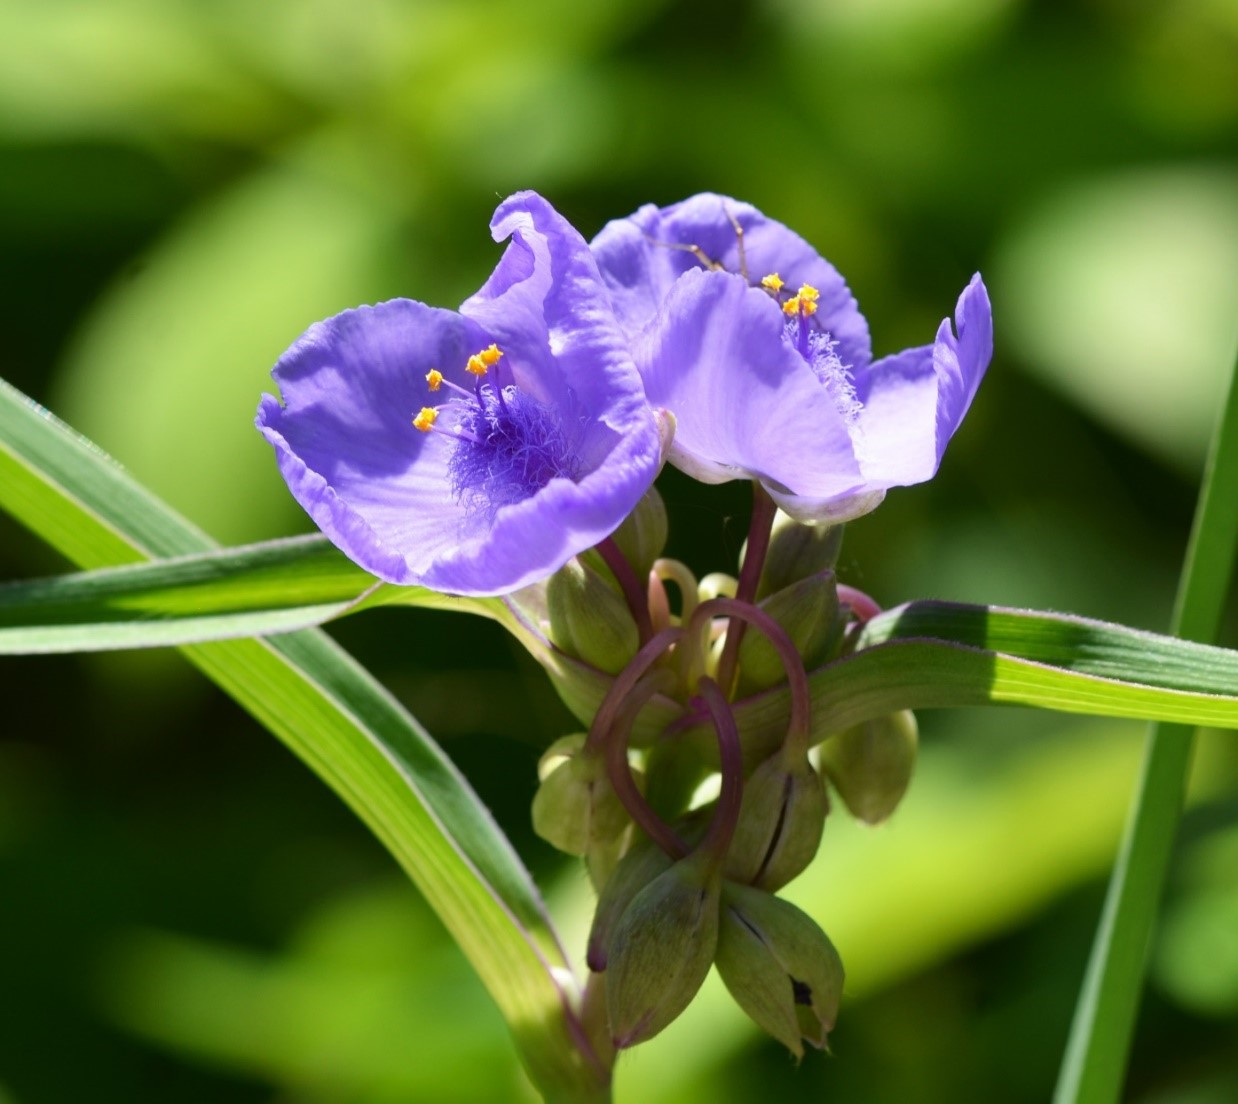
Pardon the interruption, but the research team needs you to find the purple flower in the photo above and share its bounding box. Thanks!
[591,193,993,523]
[258,192,660,596]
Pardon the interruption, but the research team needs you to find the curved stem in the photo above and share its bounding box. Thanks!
[688,596,811,747]
[595,537,654,646]
[584,627,682,757]
[647,571,671,633]
[602,670,690,861]
[694,677,744,866]
[715,483,778,695]
[837,583,882,624]
[653,557,701,622]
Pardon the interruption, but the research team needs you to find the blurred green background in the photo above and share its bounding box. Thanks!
[1,0,1236,1100]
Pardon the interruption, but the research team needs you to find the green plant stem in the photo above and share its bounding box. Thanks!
[1054,343,1238,1104]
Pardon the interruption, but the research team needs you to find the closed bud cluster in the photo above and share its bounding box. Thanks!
[726,743,828,891]
[608,485,669,581]
[734,571,841,695]
[603,851,722,1048]
[546,557,640,675]
[531,735,635,887]
[819,709,919,824]
[588,809,709,971]
[755,510,844,600]
[715,881,844,1059]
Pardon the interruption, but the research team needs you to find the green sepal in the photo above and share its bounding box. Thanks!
[531,735,636,888]
[755,511,844,600]
[818,709,918,824]
[735,571,841,695]
[608,485,669,582]
[715,881,845,1059]
[604,850,722,1049]
[726,742,828,891]
[546,557,639,675]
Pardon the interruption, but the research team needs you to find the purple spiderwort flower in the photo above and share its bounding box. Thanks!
[591,193,993,523]
[257,192,661,597]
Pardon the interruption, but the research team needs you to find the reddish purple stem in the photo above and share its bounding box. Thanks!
[837,583,882,624]
[714,483,778,695]
[689,596,811,743]
[694,677,744,864]
[595,537,655,645]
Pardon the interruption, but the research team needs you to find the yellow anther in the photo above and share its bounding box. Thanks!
[413,407,439,432]
[480,343,503,367]
[465,354,488,377]
[761,273,784,292]
[782,286,819,318]
[425,369,443,392]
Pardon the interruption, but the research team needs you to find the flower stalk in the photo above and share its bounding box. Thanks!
[715,483,778,696]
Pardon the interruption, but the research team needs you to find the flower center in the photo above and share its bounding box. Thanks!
[764,276,861,426]
[413,345,580,519]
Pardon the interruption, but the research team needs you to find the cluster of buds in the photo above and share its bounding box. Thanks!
[533,486,919,1058]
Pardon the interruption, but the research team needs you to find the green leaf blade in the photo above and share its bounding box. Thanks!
[0,376,606,1101]
[0,534,500,653]
[1054,346,1238,1104]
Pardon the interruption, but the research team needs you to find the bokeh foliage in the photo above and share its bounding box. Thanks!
[1,0,1235,1100]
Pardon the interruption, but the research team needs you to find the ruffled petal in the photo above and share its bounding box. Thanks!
[851,343,940,487]
[462,191,659,470]
[852,274,992,489]
[933,273,992,451]
[257,299,491,584]
[592,193,872,372]
[636,268,865,499]
[260,194,661,597]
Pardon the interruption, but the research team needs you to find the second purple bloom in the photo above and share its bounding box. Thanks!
[591,194,993,523]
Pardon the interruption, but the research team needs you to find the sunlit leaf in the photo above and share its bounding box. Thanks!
[0,377,606,1101]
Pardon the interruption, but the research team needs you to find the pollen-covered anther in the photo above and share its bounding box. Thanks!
[782,285,819,318]
[465,353,488,377]
[761,273,784,292]
[480,343,504,367]
[412,406,439,432]
[425,369,443,392]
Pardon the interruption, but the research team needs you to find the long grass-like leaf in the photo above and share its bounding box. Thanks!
[0,378,608,1101]
[0,534,501,652]
[1052,349,1238,1104]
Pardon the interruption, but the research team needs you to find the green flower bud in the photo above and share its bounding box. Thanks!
[587,810,710,971]
[735,572,841,695]
[755,510,844,600]
[605,851,722,1048]
[726,743,827,891]
[819,709,919,824]
[715,881,844,1058]
[547,557,640,675]
[532,735,635,887]
[609,485,668,581]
